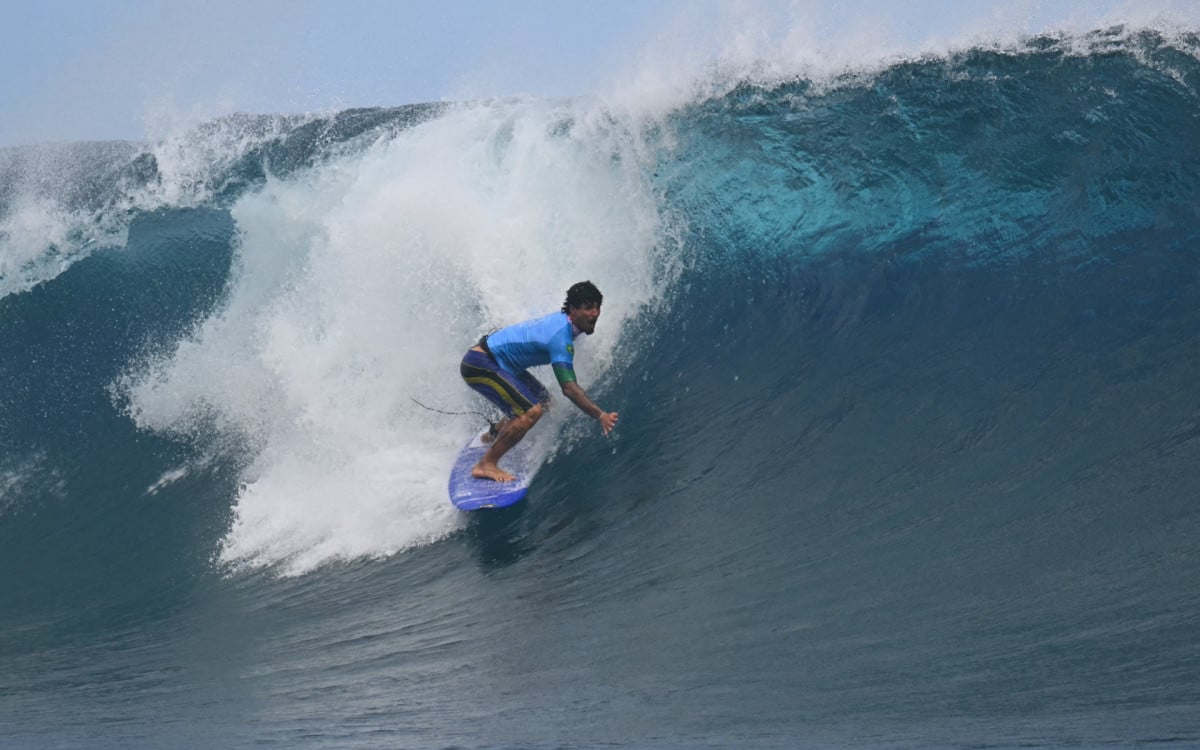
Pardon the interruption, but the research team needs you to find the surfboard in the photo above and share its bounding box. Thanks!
[448,430,535,510]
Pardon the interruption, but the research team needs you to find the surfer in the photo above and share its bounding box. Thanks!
[460,280,619,482]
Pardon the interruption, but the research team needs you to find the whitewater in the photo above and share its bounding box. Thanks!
[2,16,1199,750]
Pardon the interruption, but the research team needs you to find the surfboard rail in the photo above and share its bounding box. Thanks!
[448,432,534,510]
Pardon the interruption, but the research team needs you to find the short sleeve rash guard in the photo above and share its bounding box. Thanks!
[485,311,577,385]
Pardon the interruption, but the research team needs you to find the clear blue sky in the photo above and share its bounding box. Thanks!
[2,0,1195,147]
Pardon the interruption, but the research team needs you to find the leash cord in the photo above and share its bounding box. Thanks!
[410,397,491,421]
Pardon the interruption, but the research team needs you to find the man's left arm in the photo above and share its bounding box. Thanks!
[560,381,619,435]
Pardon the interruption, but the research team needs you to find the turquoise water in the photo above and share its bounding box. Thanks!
[1,29,1198,749]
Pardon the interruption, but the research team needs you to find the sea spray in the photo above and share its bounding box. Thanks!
[123,97,680,574]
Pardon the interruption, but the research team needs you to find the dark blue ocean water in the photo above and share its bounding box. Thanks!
[2,30,1199,749]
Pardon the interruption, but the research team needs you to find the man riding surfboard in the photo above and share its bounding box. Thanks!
[459,281,618,482]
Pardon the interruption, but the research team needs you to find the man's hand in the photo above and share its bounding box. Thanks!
[598,411,619,436]
[562,382,618,436]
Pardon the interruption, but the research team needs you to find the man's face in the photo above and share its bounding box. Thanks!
[568,302,601,335]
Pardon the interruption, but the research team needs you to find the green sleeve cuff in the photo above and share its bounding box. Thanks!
[552,363,577,385]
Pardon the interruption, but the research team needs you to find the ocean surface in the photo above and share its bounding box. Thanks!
[2,27,1199,749]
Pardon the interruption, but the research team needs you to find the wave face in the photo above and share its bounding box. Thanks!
[2,30,1199,749]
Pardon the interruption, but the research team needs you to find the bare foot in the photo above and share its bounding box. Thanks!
[472,461,515,482]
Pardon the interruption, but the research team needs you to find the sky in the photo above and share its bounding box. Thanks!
[2,0,1197,147]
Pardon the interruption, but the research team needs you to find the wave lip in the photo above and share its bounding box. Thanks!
[0,107,441,300]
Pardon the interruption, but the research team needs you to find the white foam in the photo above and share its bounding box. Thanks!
[136,113,315,208]
[144,466,190,496]
[122,96,679,575]
[0,141,141,297]
[0,113,318,300]
[598,0,1200,120]
[0,197,90,297]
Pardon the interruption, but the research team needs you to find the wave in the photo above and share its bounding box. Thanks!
[1,21,1199,748]
[0,28,1194,577]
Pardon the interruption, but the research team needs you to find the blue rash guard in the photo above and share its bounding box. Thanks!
[485,311,578,385]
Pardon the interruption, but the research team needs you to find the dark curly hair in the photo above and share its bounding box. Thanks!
[561,281,603,313]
